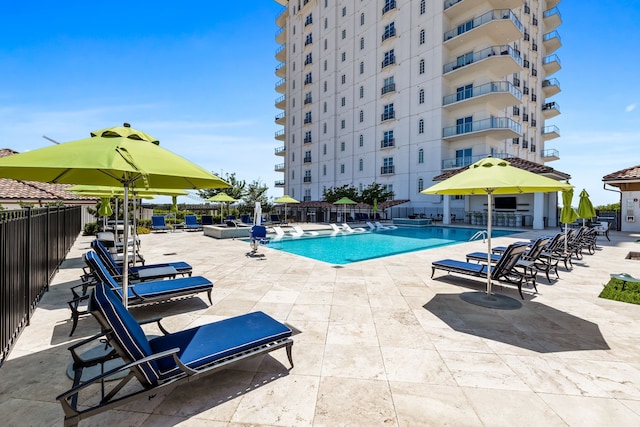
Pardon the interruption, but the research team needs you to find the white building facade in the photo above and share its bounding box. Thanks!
[274,0,563,227]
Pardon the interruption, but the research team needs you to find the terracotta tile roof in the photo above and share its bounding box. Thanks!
[602,165,640,181]
[432,156,571,181]
[291,199,410,209]
[0,148,96,202]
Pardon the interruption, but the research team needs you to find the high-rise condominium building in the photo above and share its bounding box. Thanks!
[273,0,564,227]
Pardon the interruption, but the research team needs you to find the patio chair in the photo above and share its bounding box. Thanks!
[330,223,345,234]
[96,231,145,265]
[291,225,319,237]
[270,214,283,225]
[57,281,293,427]
[201,215,214,226]
[431,243,531,299]
[375,221,398,230]
[240,214,252,224]
[183,215,202,231]
[249,225,269,254]
[272,226,287,240]
[151,215,172,233]
[341,223,366,233]
[593,221,610,241]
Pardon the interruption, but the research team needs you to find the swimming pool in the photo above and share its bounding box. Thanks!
[265,226,517,265]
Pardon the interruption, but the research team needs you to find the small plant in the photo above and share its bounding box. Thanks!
[599,278,640,305]
[83,222,99,236]
[136,225,151,235]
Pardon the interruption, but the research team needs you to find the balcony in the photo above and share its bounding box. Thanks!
[380,138,395,149]
[541,148,560,162]
[304,96,312,105]
[275,128,285,141]
[543,7,562,31]
[382,0,396,15]
[542,78,561,97]
[381,27,396,42]
[542,125,560,140]
[443,45,522,81]
[381,56,396,69]
[275,146,286,156]
[304,136,312,144]
[442,117,521,141]
[381,83,396,95]
[275,95,286,110]
[275,62,286,78]
[443,81,521,111]
[381,111,396,122]
[542,101,561,118]
[275,26,286,44]
[275,78,286,94]
[444,9,523,46]
[274,180,285,187]
[441,152,509,170]
[380,165,395,175]
[274,163,285,172]
[444,0,524,19]
[543,31,562,54]
[303,176,312,183]
[275,112,286,125]
[275,45,286,62]
[546,0,560,9]
[303,156,312,163]
[275,6,287,27]
[543,54,561,75]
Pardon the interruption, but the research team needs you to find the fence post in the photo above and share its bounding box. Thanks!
[25,207,32,326]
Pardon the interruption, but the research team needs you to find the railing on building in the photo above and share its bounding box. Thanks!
[1,206,81,366]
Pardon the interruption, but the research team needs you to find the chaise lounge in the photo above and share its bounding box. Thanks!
[431,243,531,299]
[57,281,293,427]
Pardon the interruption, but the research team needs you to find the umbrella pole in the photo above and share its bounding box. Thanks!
[486,192,493,299]
[122,186,130,309]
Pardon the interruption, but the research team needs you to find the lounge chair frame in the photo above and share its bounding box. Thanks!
[57,283,293,427]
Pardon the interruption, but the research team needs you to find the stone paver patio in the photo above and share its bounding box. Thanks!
[1,224,640,426]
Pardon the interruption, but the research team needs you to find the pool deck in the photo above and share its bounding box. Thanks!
[2,225,640,426]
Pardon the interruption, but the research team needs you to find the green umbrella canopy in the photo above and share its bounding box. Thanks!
[274,195,300,204]
[70,185,188,197]
[421,157,572,303]
[577,189,597,220]
[207,193,238,203]
[98,197,113,217]
[333,197,358,205]
[560,188,579,224]
[91,123,159,145]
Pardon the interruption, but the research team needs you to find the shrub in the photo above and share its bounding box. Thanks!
[83,222,99,236]
[599,278,640,305]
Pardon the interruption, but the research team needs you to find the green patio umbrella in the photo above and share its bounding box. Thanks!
[274,194,300,223]
[421,157,572,306]
[0,133,230,308]
[333,196,358,222]
[577,189,597,226]
[91,123,159,144]
[98,197,113,231]
[207,192,238,222]
[560,188,579,254]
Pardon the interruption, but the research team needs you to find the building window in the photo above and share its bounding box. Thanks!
[292,152,295,162]
[382,76,395,95]
[324,17,328,29]
[456,116,473,134]
[304,53,312,65]
[418,148,424,164]
[418,178,424,192]
[381,157,394,174]
[382,49,395,68]
[419,29,425,45]
[342,6,346,17]
[304,131,312,144]
[323,101,327,113]
[323,144,327,155]
[304,189,311,201]
[304,111,312,124]
[291,170,295,180]
[382,22,396,42]
[382,130,394,148]
[304,72,312,85]
[323,81,328,92]
[341,96,346,107]
[359,61,364,74]
[359,158,363,171]
[304,170,311,182]
[340,141,345,151]
[341,51,346,62]
[419,59,425,74]
[340,164,345,174]
[418,118,424,134]
[360,13,364,25]
[383,0,396,15]
[291,134,295,144]
[359,110,364,122]
[341,119,346,129]
[360,37,365,50]
[381,103,395,121]
[323,164,327,175]
[323,122,327,133]
[420,0,426,14]
[305,13,313,26]
[419,88,425,104]
[324,59,327,71]
[342,29,346,39]
[304,92,312,105]
[359,134,364,146]
[341,74,346,84]
[456,148,473,167]
[324,39,327,50]
[305,33,313,46]
[359,86,364,98]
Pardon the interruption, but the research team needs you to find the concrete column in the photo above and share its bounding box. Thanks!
[533,192,545,229]
[443,195,451,225]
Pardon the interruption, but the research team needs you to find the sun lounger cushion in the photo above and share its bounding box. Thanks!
[431,259,490,275]
[92,240,192,277]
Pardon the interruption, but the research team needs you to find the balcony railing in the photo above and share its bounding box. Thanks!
[274,129,285,139]
[275,146,286,155]
[275,112,285,122]
[443,9,523,42]
[381,83,396,95]
[275,78,285,89]
[542,125,560,138]
[304,96,312,105]
[442,117,521,138]
[542,148,560,160]
[382,0,396,15]
[444,0,462,10]
[274,180,285,187]
[304,117,312,124]
[542,101,560,113]
[303,156,312,163]
[303,176,312,183]
[381,111,396,121]
[443,45,522,74]
[381,165,395,175]
[442,152,509,169]
[442,81,521,106]
[304,136,312,144]
[381,56,396,69]
[274,163,285,171]
[380,138,395,148]
[381,27,396,42]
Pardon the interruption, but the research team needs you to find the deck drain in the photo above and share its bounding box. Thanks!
[163,252,177,256]
[626,252,640,260]
[332,265,344,269]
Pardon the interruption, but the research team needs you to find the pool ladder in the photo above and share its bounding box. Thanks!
[469,230,488,243]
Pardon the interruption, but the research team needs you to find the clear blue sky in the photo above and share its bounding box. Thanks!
[0,1,638,206]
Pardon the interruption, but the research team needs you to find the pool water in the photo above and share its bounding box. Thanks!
[266,226,517,265]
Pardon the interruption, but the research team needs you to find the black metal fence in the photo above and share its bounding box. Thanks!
[0,206,81,366]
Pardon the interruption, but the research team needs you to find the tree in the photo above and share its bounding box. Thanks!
[243,180,272,212]
[322,184,359,203]
[197,172,245,201]
[360,182,394,206]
